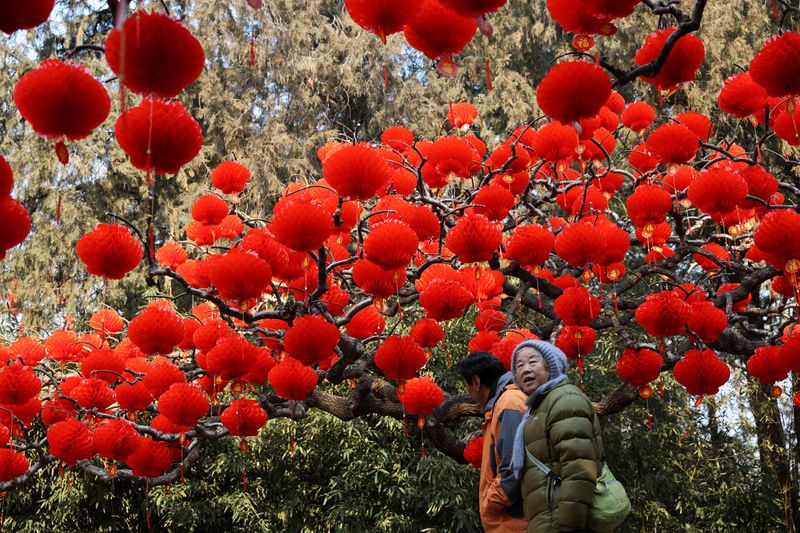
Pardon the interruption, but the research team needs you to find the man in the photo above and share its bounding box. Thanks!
[459,351,529,532]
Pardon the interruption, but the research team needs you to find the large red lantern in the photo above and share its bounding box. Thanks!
[47,419,95,466]
[747,346,789,395]
[749,32,800,98]
[553,286,601,326]
[211,161,251,195]
[125,438,174,478]
[673,349,730,398]
[505,224,554,267]
[687,168,748,215]
[323,143,390,201]
[14,59,110,162]
[621,102,656,133]
[0,448,29,482]
[128,307,185,355]
[271,198,334,252]
[537,61,611,124]
[687,301,728,344]
[268,357,318,400]
[410,318,445,348]
[626,184,672,228]
[363,220,419,270]
[115,98,203,175]
[76,223,143,280]
[88,309,124,339]
[445,213,502,263]
[0,0,54,34]
[555,326,597,360]
[221,398,268,439]
[635,291,690,337]
[206,249,272,307]
[404,1,477,76]
[645,123,699,165]
[92,420,142,461]
[105,10,205,98]
[345,0,423,44]
[205,335,262,382]
[70,378,116,410]
[373,336,427,381]
[419,280,473,321]
[718,72,768,119]
[615,348,663,397]
[157,383,210,431]
[345,305,386,340]
[283,315,341,365]
[352,258,407,299]
[0,364,41,405]
[633,26,705,91]
[399,376,444,427]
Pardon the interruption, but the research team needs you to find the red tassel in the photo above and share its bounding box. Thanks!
[771,0,780,18]
[249,35,255,67]
[55,141,69,165]
[646,415,653,431]
[56,193,62,226]
[484,59,493,91]
[692,395,703,408]
[242,470,247,490]
[679,428,692,441]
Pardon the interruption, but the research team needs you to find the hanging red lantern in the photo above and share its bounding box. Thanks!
[283,315,341,366]
[404,1,477,76]
[191,195,229,226]
[267,357,318,400]
[14,59,110,162]
[80,349,126,384]
[115,380,154,413]
[687,301,728,344]
[344,0,423,44]
[399,376,444,428]
[463,435,483,468]
[115,98,203,175]
[0,364,41,405]
[628,142,658,173]
[674,349,730,398]
[537,61,611,124]
[193,319,233,352]
[419,280,473,321]
[739,165,778,210]
[128,307,185,355]
[89,309,124,339]
[747,346,789,395]
[351,258,407,299]
[421,136,480,188]
[0,199,29,260]
[533,122,578,163]
[0,448,29,483]
[676,111,713,142]
[445,213,502,263]
[717,72,769,119]
[546,0,614,44]
[76,223,142,280]
[470,185,515,222]
[211,161,251,195]
[615,348,662,397]
[593,220,630,266]
[620,102,656,134]
[363,220,419,270]
[69,378,116,410]
[374,336,427,381]
[271,197,334,252]
[687,168,748,215]
[157,383,209,431]
[556,326,597,359]
[321,285,350,317]
[47,419,95,466]
[221,398,268,440]
[92,419,142,462]
[486,143,531,173]
[0,0,54,34]
[645,123,699,165]
[205,335,262,382]
[635,291,690,337]
[468,330,501,353]
[553,286,601,326]
[626,184,672,228]
[410,318,445,348]
[754,209,800,270]
[205,248,272,306]
[45,330,84,364]
[125,438,175,478]
[105,10,204,98]
[323,143,390,201]
[345,305,386,340]
[241,229,290,277]
[447,102,479,129]
[773,107,800,146]
[633,26,705,91]
[475,310,505,332]
[505,224,554,267]
[155,241,189,270]
[244,350,277,386]
[749,31,800,98]
[381,126,415,154]
[553,222,596,268]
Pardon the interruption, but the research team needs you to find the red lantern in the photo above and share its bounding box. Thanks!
[364,220,419,270]
[271,198,334,252]
[471,185,515,222]
[635,291,690,337]
[749,31,800,98]
[115,98,203,175]
[352,258,407,299]
[0,197,30,259]
[419,280,474,321]
[374,336,427,381]
[211,161,251,195]
[88,309,124,339]
[80,349,126,384]
[446,213,502,263]
[556,326,597,359]
[0,0,54,34]
[645,123,699,165]
[125,438,174,478]
[676,111,713,142]
[410,318,445,348]
[620,102,656,133]
[422,136,480,188]
[615,348,663,397]
[158,383,209,430]
[105,10,204,98]
[506,224,554,267]
[537,61,611,124]
[717,72,769,119]
[673,349,730,397]
[345,0,423,44]
[0,364,41,405]
[447,102,479,129]
[404,1,477,76]
[45,330,84,364]
[76,223,142,280]
[553,286,600,326]
[754,209,800,269]
[628,142,658,173]
[323,143,390,201]
[626,184,672,228]
[693,243,729,271]
[283,315,341,366]
[687,301,728,344]
[10,337,46,367]
[687,168,748,215]
[475,310,505,332]
[14,59,110,161]
[93,420,142,461]
[221,398,268,437]
[156,241,189,271]
[773,107,800,146]
[633,26,705,91]
[345,305,386,340]
[47,419,95,466]
[381,126,415,154]
[0,448,29,482]
[128,307,184,355]
[205,335,262,382]
[115,381,154,413]
[533,122,578,163]
[191,195,229,226]
[206,249,272,306]
[468,330,501,353]
[463,435,483,468]
[268,357,318,400]
[400,376,444,427]
[747,346,789,388]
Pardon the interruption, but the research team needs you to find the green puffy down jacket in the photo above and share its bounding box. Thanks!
[520,382,604,532]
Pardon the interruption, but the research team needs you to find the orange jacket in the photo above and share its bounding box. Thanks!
[479,373,529,532]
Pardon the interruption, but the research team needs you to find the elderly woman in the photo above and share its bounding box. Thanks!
[509,340,604,533]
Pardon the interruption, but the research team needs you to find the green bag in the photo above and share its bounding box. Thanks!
[525,449,631,532]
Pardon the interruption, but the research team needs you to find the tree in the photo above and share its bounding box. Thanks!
[1,0,799,531]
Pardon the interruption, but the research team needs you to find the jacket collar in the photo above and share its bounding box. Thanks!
[484,371,515,413]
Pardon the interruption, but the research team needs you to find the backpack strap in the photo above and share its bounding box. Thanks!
[524,446,561,483]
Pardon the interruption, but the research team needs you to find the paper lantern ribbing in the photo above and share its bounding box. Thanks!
[157,383,210,430]
[537,61,611,124]
[374,336,427,381]
[76,223,143,280]
[268,357,318,400]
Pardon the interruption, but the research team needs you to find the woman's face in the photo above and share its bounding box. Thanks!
[515,347,550,395]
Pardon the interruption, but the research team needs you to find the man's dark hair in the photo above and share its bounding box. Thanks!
[457,351,506,388]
